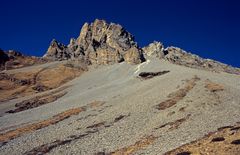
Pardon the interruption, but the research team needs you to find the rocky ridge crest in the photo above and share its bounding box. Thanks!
[43,19,239,74]
[142,42,240,74]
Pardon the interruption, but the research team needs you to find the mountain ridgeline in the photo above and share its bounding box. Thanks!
[1,19,239,74]
[1,19,240,155]
[43,19,240,75]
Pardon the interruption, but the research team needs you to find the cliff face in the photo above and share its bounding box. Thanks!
[44,19,144,64]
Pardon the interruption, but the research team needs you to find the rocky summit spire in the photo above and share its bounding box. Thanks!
[43,19,145,64]
[43,39,71,61]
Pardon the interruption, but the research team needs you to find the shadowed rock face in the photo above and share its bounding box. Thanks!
[44,19,144,64]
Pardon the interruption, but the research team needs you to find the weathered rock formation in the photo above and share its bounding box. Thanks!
[44,19,144,64]
[43,19,239,74]
[142,42,240,74]
[43,39,71,61]
[164,47,240,74]
[142,41,165,58]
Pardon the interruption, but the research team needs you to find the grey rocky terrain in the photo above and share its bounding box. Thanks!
[0,19,240,155]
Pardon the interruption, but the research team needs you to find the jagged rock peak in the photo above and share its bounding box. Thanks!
[77,19,136,48]
[44,19,144,64]
[43,39,71,61]
[75,19,143,64]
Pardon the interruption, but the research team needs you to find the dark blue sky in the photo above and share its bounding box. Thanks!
[1,0,240,67]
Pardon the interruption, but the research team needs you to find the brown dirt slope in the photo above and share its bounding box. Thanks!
[0,61,87,102]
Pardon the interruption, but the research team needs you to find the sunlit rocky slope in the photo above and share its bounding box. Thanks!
[0,19,240,155]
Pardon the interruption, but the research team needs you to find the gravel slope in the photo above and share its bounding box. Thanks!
[0,58,240,155]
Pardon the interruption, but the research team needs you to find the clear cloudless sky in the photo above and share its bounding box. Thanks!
[0,0,240,67]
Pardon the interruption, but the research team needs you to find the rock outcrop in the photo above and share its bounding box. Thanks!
[141,45,239,74]
[142,42,240,74]
[44,19,144,64]
[142,41,165,58]
[7,50,23,58]
[164,47,240,74]
[43,19,239,74]
[43,39,71,61]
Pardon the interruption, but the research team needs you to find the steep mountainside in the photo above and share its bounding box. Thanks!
[0,19,240,155]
